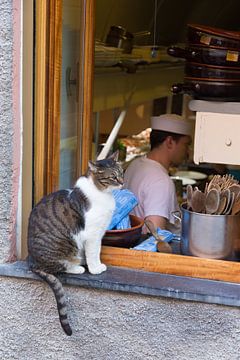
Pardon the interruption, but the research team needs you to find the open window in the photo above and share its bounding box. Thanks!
[30,0,240,286]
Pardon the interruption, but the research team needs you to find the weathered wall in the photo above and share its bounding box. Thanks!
[0,0,17,262]
[0,276,240,360]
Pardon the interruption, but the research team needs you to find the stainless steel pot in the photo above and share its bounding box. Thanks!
[172,203,240,259]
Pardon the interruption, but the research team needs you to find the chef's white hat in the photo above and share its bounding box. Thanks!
[151,113,194,136]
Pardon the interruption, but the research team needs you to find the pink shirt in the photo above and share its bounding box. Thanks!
[124,156,180,233]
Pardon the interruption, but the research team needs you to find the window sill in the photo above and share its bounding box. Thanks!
[0,259,240,307]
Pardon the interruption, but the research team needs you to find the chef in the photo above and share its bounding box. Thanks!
[124,113,194,234]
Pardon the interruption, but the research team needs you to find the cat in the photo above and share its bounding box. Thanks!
[27,151,123,336]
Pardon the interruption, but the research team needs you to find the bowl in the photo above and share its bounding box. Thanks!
[102,214,144,248]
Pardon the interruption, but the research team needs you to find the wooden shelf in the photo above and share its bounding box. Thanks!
[101,246,240,284]
[93,63,184,112]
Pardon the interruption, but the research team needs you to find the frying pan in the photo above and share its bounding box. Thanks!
[187,24,240,50]
[167,45,240,67]
[171,79,240,101]
[185,62,240,80]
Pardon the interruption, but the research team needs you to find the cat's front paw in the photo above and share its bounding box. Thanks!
[66,264,85,274]
[88,263,107,275]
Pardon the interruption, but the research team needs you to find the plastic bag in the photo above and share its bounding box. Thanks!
[107,189,138,230]
[133,228,174,252]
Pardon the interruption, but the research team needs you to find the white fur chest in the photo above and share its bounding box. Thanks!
[73,177,115,246]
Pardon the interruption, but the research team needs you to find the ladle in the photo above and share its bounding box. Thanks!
[144,219,172,253]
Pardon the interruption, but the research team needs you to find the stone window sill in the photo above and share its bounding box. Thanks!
[0,261,240,307]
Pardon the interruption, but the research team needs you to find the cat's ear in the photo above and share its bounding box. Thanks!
[88,160,98,173]
[108,150,119,162]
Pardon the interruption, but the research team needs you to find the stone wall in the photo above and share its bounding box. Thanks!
[0,276,240,360]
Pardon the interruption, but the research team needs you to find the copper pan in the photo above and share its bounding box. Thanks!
[187,23,240,50]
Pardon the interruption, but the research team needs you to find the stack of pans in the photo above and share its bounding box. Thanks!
[167,24,240,101]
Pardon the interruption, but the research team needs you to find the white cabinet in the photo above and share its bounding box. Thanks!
[189,101,240,165]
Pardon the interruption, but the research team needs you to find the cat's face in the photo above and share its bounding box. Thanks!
[88,152,124,191]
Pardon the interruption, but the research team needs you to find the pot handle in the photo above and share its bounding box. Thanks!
[171,210,182,223]
[171,83,195,95]
[167,46,199,60]
[167,46,187,58]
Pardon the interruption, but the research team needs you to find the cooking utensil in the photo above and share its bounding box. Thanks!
[187,23,240,50]
[167,46,240,68]
[205,188,220,214]
[224,192,235,215]
[171,176,196,186]
[220,188,231,215]
[215,193,227,215]
[186,184,193,210]
[207,183,221,192]
[171,80,240,101]
[174,170,207,180]
[105,25,133,54]
[102,215,144,248]
[231,196,240,215]
[228,183,240,197]
[172,203,240,259]
[185,62,240,81]
[144,219,172,253]
[191,188,206,213]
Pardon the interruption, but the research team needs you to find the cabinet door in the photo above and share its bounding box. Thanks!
[194,112,240,165]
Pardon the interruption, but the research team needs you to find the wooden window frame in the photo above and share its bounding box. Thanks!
[34,0,94,202]
[33,0,240,285]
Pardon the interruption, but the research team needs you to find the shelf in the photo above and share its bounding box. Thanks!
[93,62,184,112]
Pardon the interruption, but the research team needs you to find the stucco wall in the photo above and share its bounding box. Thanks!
[0,276,240,360]
[0,0,18,262]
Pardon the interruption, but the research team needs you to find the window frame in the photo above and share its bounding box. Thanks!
[30,0,240,285]
[34,0,94,203]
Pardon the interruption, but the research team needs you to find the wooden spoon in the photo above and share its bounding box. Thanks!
[191,189,206,213]
[224,192,235,215]
[205,188,220,214]
[231,197,240,215]
[221,188,231,215]
[186,184,193,210]
[215,193,227,215]
[144,219,172,254]
[228,184,240,198]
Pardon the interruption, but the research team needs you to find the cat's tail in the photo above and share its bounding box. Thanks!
[32,268,73,336]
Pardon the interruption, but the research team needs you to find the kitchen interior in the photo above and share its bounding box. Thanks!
[64,0,240,270]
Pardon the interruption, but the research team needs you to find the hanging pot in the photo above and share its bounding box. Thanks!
[185,62,240,80]
[171,79,240,101]
[105,25,134,54]
[187,23,240,50]
[167,45,240,67]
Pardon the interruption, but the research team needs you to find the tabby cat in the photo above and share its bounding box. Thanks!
[28,152,123,336]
